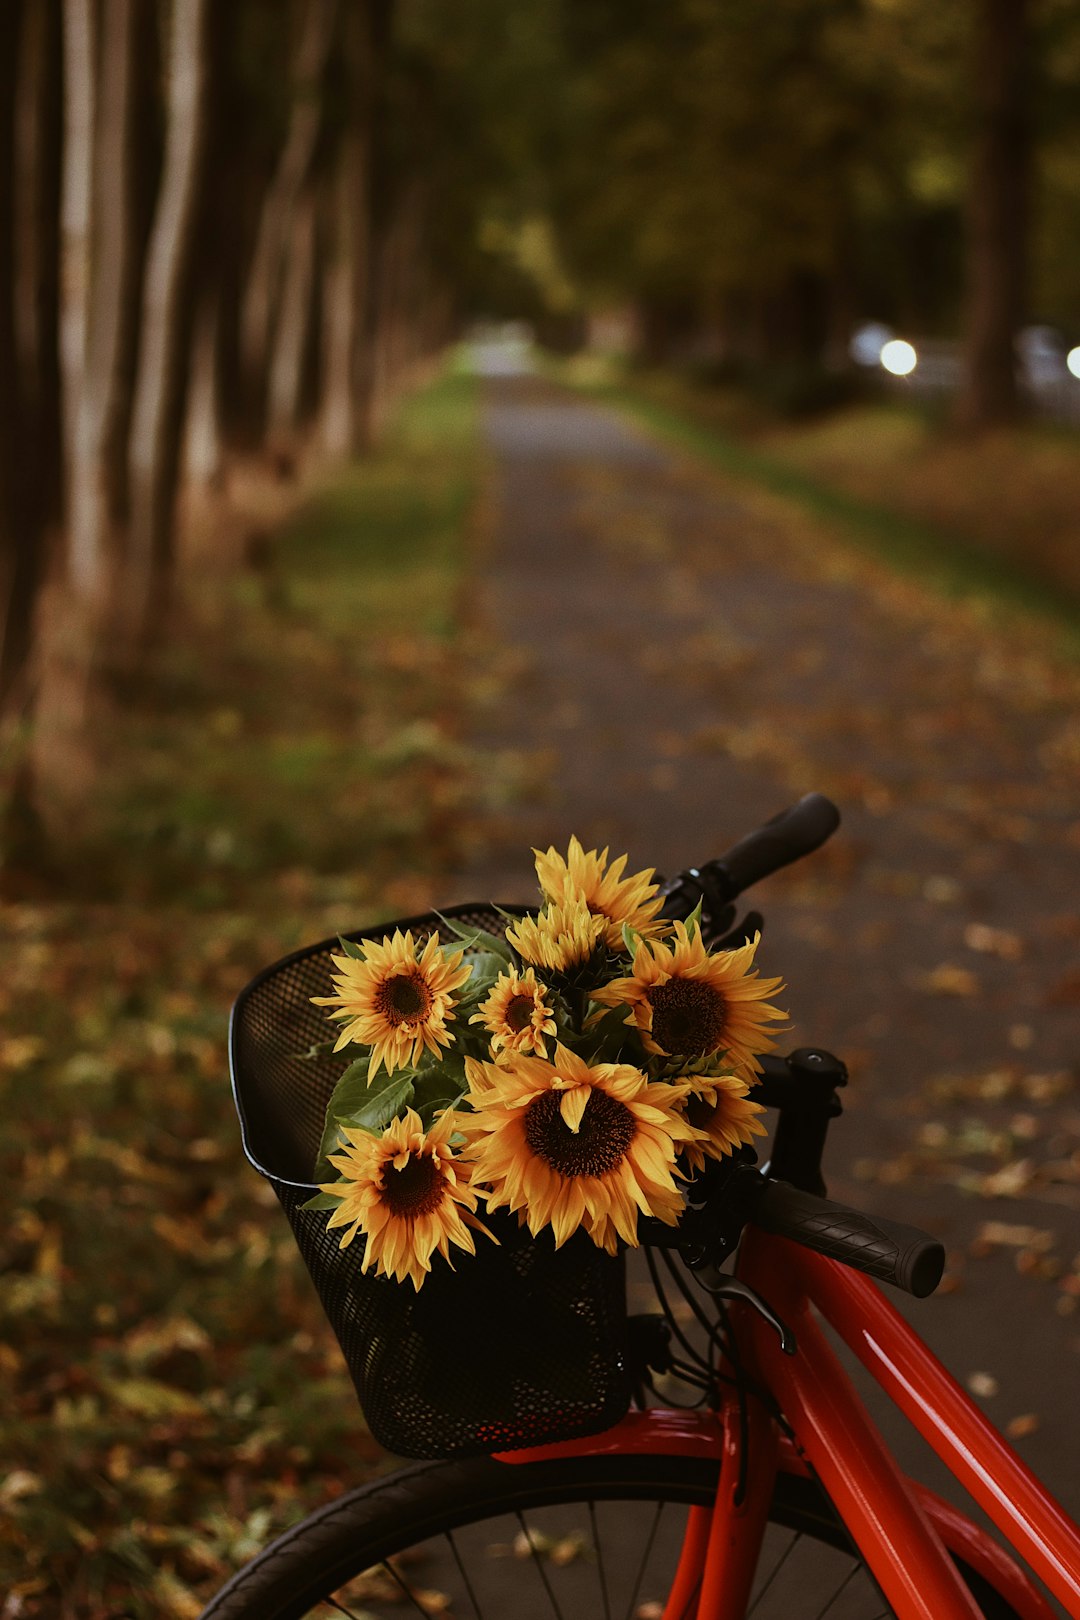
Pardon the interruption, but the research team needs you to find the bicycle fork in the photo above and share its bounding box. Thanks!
[662,1387,779,1620]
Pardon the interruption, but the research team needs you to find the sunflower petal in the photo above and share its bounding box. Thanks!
[558,1085,590,1133]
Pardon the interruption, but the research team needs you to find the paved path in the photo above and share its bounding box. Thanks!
[452,376,1080,1546]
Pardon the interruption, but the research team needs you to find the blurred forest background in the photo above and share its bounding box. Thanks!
[3,0,1080,864]
[3,0,1080,1614]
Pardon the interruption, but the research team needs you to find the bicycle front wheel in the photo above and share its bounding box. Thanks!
[198,1451,1019,1620]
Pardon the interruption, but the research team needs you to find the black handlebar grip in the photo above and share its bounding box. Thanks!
[754,1179,945,1298]
[707,794,841,901]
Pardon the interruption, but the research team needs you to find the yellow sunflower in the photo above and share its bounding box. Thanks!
[534,836,664,949]
[591,925,786,1076]
[319,1109,489,1290]
[311,929,472,1077]
[505,899,606,976]
[470,967,557,1057]
[462,1044,691,1253]
[676,1074,768,1174]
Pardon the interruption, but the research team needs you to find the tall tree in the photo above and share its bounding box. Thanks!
[59,0,95,485]
[954,0,1032,428]
[0,0,63,718]
[66,0,143,606]
[266,185,319,448]
[320,0,393,455]
[240,0,339,432]
[126,0,213,647]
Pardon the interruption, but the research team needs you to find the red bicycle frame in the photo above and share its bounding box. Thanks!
[500,1226,1080,1620]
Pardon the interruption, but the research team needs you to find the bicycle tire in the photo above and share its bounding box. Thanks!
[197,1451,1020,1619]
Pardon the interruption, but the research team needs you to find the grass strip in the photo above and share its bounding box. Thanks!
[587,379,1080,654]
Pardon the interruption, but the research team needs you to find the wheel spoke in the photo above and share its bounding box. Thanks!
[747,1530,802,1616]
[814,1560,866,1619]
[623,1500,665,1620]
[588,1498,613,1620]
[444,1528,485,1620]
[514,1508,568,1620]
[375,1557,446,1619]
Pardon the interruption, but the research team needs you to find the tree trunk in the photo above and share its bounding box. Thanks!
[1,0,63,719]
[59,0,95,487]
[0,0,27,721]
[0,0,64,880]
[267,185,318,450]
[319,127,369,456]
[319,0,396,456]
[239,0,338,427]
[126,0,212,649]
[67,0,141,604]
[183,286,223,489]
[953,0,1030,430]
[367,180,424,438]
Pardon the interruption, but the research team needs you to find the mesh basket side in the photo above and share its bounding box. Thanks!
[274,1185,631,1459]
[230,904,633,1457]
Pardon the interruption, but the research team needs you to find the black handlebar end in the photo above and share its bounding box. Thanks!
[755,1179,945,1298]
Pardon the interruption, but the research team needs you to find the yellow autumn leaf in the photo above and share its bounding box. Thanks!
[100,1377,205,1421]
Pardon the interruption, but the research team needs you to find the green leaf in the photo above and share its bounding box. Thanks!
[335,935,368,960]
[683,900,704,943]
[464,950,510,984]
[313,1056,415,1179]
[299,1190,341,1212]
[346,1068,417,1134]
[412,1060,469,1124]
[415,1086,468,1126]
[434,911,513,963]
[620,921,644,958]
[323,1053,373,1115]
[313,1075,368,1180]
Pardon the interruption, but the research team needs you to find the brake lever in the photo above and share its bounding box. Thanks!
[693,1270,797,1356]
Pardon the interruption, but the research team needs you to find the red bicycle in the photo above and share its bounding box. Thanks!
[201,797,1080,1619]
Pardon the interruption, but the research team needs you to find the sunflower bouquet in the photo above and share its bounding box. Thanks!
[306,839,786,1294]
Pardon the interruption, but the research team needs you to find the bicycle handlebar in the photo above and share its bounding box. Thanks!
[706,792,841,900]
[659,793,841,925]
[753,1179,945,1298]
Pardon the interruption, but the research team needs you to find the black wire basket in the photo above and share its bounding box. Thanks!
[229,903,633,1459]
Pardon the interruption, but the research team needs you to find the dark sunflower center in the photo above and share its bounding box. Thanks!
[647,977,727,1056]
[377,971,432,1026]
[504,993,536,1033]
[523,1088,636,1179]
[379,1153,445,1218]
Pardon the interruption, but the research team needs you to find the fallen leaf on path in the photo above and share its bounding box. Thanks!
[980,1159,1035,1197]
[0,1036,45,1070]
[975,1222,1054,1251]
[919,964,981,997]
[1020,1072,1073,1102]
[963,923,1022,959]
[967,1371,998,1398]
[923,875,964,904]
